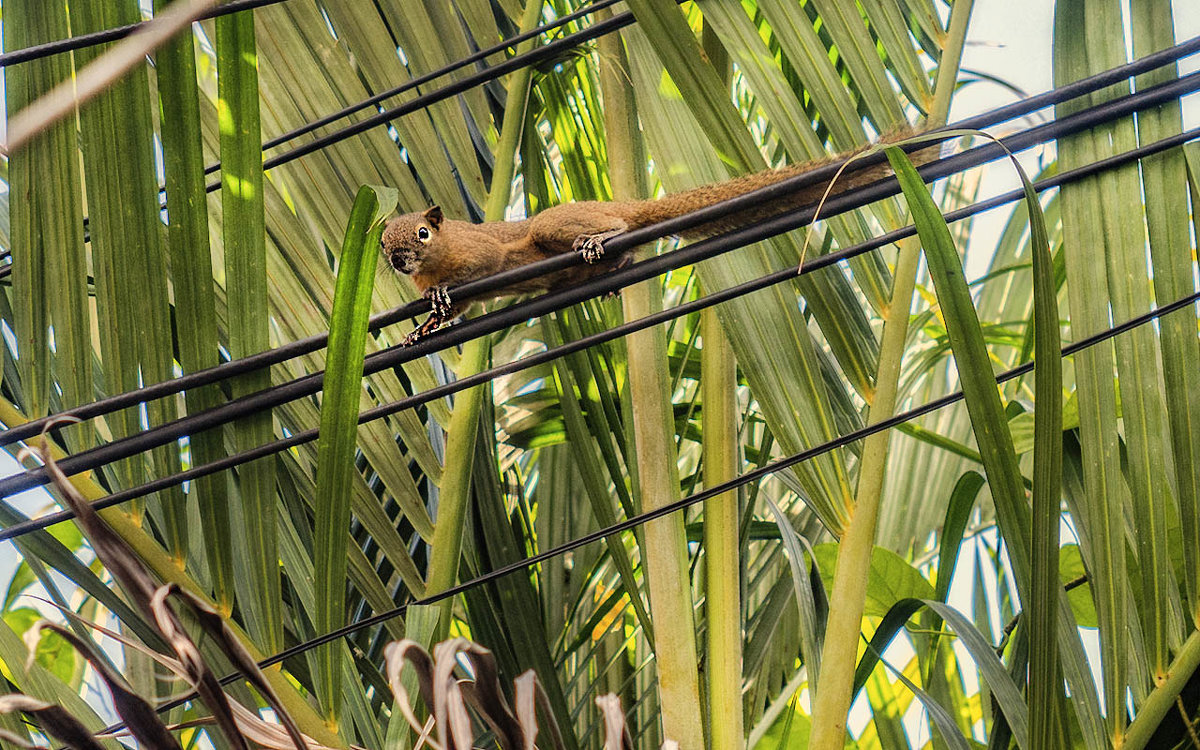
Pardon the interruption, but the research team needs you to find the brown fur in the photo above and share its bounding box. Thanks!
[383,134,933,344]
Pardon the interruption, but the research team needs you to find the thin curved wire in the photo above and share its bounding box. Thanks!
[3,123,1195,540]
[4,52,1198,449]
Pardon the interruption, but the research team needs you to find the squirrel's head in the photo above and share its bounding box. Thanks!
[381,205,443,275]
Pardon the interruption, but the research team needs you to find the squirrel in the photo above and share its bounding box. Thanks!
[382,134,931,345]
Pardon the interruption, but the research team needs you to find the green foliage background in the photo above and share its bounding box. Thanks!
[0,0,1198,747]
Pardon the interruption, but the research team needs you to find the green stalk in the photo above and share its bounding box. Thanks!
[698,24,742,749]
[808,234,922,750]
[423,0,544,613]
[598,18,704,749]
[701,308,743,750]
[927,0,974,128]
[1123,628,1200,750]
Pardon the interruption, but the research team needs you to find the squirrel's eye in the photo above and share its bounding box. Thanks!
[417,226,431,243]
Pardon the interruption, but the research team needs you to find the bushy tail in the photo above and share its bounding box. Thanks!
[627,135,938,239]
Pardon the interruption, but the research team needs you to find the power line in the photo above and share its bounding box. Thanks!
[221,0,626,169]
[258,27,1197,167]
[0,0,290,68]
[238,31,1200,185]
[2,77,1196,499]
[5,50,1197,450]
[2,124,1195,540]
[127,282,1200,720]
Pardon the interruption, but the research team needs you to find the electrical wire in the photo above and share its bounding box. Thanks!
[1,77,1196,500]
[222,7,645,189]
[233,31,1200,186]
[0,0,290,68]
[214,0,626,171]
[71,0,638,235]
[5,45,1198,450]
[123,282,1200,720]
[265,25,1198,167]
[2,123,1195,541]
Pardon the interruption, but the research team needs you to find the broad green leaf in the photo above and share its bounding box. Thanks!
[1060,545,1098,628]
[155,0,234,613]
[812,544,934,618]
[218,6,280,653]
[312,184,397,721]
[2,608,78,685]
[0,617,115,748]
[3,0,90,427]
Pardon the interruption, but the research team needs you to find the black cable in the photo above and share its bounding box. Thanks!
[136,284,1200,719]
[0,0,290,68]
[5,49,1197,450]
[216,0,625,171]
[218,7,645,189]
[2,78,1196,500]
[3,123,1195,540]
[243,31,1200,183]
[239,27,1185,180]
[74,0,641,233]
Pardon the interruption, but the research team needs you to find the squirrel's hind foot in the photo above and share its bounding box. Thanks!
[574,229,625,264]
[402,314,441,346]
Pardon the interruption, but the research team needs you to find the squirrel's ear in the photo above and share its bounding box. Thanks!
[423,205,444,230]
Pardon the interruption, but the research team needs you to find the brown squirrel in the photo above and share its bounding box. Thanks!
[382,136,928,345]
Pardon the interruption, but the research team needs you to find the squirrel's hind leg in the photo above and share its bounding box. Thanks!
[528,206,629,263]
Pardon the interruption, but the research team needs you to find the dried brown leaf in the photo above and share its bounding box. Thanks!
[0,695,106,750]
[594,694,633,750]
[385,640,443,750]
[28,622,178,750]
[33,443,248,750]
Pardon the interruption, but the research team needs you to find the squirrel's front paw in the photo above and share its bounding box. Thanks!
[573,229,624,264]
[427,286,454,318]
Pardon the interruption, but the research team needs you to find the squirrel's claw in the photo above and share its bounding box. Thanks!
[574,229,624,264]
[402,287,455,346]
[402,314,441,346]
[428,286,455,318]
